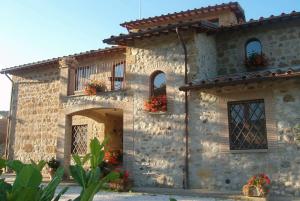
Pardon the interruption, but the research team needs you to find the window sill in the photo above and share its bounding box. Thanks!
[146,111,168,115]
[70,89,127,97]
[230,149,268,154]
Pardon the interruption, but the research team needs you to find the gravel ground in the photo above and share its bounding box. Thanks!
[59,186,233,201]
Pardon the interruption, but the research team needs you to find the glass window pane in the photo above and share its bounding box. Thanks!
[246,40,262,58]
[228,99,267,150]
[113,63,124,90]
[153,72,166,97]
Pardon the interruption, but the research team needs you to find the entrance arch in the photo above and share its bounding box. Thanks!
[56,101,134,177]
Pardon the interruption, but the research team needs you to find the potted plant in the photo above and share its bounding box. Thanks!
[245,53,268,70]
[144,95,167,113]
[108,167,131,192]
[242,173,271,197]
[84,80,106,95]
[47,157,60,180]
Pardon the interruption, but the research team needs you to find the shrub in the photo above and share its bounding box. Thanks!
[69,137,119,201]
[0,158,67,201]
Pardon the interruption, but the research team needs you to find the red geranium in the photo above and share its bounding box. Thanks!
[144,95,167,113]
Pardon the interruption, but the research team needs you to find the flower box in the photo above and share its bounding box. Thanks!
[245,53,268,71]
[84,80,106,95]
[144,95,167,113]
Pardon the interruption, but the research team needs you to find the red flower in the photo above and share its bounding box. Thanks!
[144,95,167,112]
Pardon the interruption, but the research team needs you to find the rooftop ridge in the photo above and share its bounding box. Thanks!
[120,2,245,30]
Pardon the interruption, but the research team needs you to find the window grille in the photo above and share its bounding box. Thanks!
[74,60,126,92]
[227,99,268,150]
[71,125,88,155]
[111,62,125,91]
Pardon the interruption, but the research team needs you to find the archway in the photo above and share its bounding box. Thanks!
[57,107,124,177]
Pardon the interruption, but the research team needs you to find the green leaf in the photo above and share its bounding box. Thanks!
[30,160,46,172]
[7,187,39,201]
[0,179,12,201]
[6,160,24,173]
[0,158,6,169]
[39,167,65,201]
[69,165,87,189]
[101,171,120,184]
[79,182,101,201]
[12,164,42,192]
[90,138,102,169]
[86,167,101,187]
[53,187,68,201]
[72,154,82,166]
[169,198,177,201]
[81,153,91,165]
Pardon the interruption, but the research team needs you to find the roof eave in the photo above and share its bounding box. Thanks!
[104,21,218,45]
[179,73,300,91]
[0,46,126,74]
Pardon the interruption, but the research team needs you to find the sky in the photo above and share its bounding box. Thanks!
[0,0,299,111]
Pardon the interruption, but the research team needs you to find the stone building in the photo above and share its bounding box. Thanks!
[1,2,300,196]
[0,111,8,156]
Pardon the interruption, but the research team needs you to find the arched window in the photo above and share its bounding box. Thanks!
[144,71,167,113]
[150,71,166,97]
[245,38,262,59]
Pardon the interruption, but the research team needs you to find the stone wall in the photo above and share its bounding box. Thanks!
[216,20,300,75]
[188,80,300,196]
[10,66,60,162]
[127,33,189,188]
[0,119,7,156]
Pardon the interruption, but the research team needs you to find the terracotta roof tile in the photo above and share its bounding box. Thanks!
[103,20,218,45]
[104,11,300,45]
[0,46,125,74]
[121,2,245,30]
[179,67,300,91]
[219,10,300,31]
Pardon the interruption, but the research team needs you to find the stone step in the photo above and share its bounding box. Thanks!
[132,187,300,201]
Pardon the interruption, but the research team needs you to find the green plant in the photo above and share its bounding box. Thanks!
[245,53,268,69]
[0,158,5,175]
[169,198,177,201]
[47,157,60,170]
[242,173,271,197]
[84,80,106,95]
[70,137,119,201]
[0,159,67,201]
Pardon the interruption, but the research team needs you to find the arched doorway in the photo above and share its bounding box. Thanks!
[57,107,124,176]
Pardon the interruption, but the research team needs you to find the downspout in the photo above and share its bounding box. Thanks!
[4,73,13,163]
[176,27,189,189]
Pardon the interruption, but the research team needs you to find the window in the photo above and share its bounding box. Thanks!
[71,125,88,155]
[245,38,262,59]
[111,62,125,91]
[75,66,91,91]
[150,71,166,97]
[227,99,268,150]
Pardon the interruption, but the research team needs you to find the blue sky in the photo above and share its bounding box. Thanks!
[0,0,299,110]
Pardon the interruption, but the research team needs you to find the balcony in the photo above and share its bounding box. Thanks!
[70,59,126,96]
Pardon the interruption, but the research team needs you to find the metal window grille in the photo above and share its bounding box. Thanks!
[227,99,268,150]
[71,125,88,155]
[74,60,126,92]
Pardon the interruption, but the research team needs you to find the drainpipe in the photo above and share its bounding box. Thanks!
[4,73,13,163]
[176,27,189,189]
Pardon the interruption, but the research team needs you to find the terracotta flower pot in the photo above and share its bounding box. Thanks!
[243,185,268,197]
[48,168,56,180]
